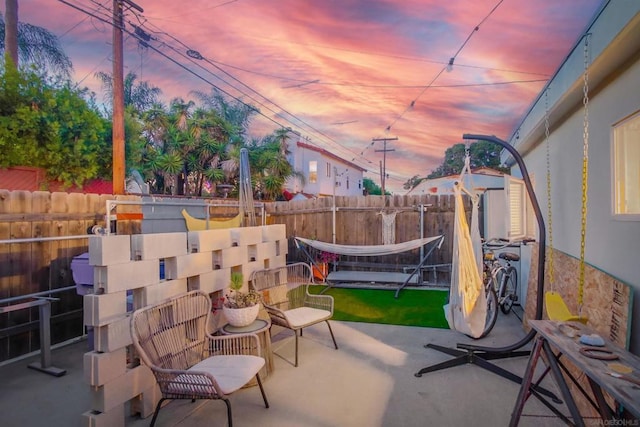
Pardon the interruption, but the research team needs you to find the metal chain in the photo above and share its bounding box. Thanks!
[578,34,590,315]
[544,88,555,289]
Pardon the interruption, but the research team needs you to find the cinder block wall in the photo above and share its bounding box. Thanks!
[81,224,287,426]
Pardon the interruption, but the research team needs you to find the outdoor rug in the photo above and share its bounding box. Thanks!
[309,285,450,329]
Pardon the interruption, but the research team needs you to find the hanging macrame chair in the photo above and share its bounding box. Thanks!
[444,151,486,338]
[544,35,590,324]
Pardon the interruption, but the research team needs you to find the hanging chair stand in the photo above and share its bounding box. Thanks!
[414,133,561,404]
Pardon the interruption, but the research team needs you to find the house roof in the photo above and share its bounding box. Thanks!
[296,141,367,172]
[406,167,506,195]
[0,166,113,194]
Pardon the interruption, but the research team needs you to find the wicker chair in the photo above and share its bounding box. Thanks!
[130,290,269,427]
[249,262,338,367]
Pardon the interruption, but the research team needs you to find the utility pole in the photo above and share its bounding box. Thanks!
[112,0,143,195]
[373,137,397,195]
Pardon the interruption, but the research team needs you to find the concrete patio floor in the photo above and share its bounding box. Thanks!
[0,308,569,427]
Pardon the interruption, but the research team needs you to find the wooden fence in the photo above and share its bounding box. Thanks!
[0,190,142,362]
[0,190,468,363]
[267,194,464,271]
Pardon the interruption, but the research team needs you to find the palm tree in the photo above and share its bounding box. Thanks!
[1,7,72,77]
[247,134,303,200]
[273,127,292,157]
[95,71,162,113]
[192,88,257,138]
[189,107,232,196]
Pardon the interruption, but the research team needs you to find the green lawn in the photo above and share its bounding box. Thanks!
[309,285,450,329]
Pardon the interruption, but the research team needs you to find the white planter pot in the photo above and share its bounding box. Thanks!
[223,304,260,327]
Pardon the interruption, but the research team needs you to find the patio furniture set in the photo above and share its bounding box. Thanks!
[130,262,339,426]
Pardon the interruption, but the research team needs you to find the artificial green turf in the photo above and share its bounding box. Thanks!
[309,285,450,329]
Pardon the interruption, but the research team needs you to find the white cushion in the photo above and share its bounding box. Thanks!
[169,355,264,396]
[283,307,331,328]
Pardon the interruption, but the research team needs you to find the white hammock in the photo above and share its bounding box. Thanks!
[443,177,486,338]
[294,235,443,257]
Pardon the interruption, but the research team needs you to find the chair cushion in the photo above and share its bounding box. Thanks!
[283,307,332,329]
[169,355,264,396]
[262,284,289,305]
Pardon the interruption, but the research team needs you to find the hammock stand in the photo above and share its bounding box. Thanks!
[294,235,445,298]
[415,133,560,404]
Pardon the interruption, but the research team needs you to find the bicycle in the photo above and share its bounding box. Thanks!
[476,262,498,339]
[484,238,523,314]
[475,238,527,338]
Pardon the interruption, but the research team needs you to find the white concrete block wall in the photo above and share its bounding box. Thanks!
[136,278,188,307]
[84,292,128,326]
[187,229,232,253]
[94,260,159,294]
[89,235,131,266]
[164,252,213,279]
[81,404,124,427]
[93,315,132,353]
[219,246,247,268]
[90,365,156,413]
[230,227,263,246]
[239,261,266,285]
[262,223,286,242]
[83,225,288,425]
[267,254,287,269]
[254,241,277,261]
[129,384,162,418]
[131,232,188,260]
[84,348,127,386]
[188,268,230,294]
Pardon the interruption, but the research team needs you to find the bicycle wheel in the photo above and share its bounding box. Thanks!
[499,266,518,314]
[478,285,498,338]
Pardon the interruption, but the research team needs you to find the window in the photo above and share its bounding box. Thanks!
[613,112,640,218]
[326,162,332,178]
[309,161,317,184]
[504,175,535,240]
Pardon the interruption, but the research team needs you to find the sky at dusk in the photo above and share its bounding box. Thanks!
[14,0,603,192]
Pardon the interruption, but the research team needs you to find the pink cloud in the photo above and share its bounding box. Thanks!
[19,0,601,192]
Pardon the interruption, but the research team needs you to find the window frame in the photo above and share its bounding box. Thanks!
[309,160,318,184]
[611,111,640,220]
[504,175,536,241]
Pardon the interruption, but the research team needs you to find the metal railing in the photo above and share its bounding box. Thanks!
[0,285,78,377]
[105,198,266,235]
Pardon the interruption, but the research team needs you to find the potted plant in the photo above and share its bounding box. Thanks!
[222,272,261,327]
[313,250,339,281]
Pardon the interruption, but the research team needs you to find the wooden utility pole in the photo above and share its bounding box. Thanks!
[112,0,125,194]
[5,0,19,67]
[112,0,143,195]
[373,137,397,195]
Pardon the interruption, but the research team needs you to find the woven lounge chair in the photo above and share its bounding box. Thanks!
[250,262,338,367]
[130,290,269,427]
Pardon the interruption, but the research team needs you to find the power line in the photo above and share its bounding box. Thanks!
[129,16,375,169]
[235,32,549,77]
[357,0,508,165]
[56,0,374,173]
[143,27,373,169]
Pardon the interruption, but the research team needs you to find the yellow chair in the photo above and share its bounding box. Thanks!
[181,209,242,231]
[545,291,588,324]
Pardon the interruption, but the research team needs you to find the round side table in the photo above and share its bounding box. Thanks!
[220,318,273,383]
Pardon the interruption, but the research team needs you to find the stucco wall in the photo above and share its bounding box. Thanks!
[512,6,640,353]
